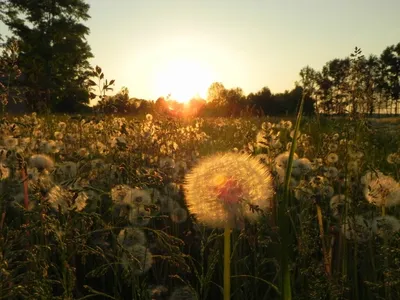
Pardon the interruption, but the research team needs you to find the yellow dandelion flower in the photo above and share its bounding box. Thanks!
[184,153,274,228]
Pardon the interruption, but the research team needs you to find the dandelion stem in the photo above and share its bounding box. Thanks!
[316,203,331,276]
[224,225,231,300]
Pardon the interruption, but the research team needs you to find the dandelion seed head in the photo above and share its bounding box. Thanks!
[184,153,274,228]
[122,245,153,275]
[124,189,152,206]
[170,206,188,224]
[330,194,351,219]
[326,153,339,164]
[342,215,372,243]
[118,227,147,247]
[146,114,153,122]
[372,215,400,238]
[30,154,54,172]
[363,173,400,207]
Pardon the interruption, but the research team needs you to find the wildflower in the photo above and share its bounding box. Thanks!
[342,215,372,242]
[184,153,274,228]
[118,227,147,247]
[30,154,54,172]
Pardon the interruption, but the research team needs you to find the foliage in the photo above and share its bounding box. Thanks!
[1,0,94,113]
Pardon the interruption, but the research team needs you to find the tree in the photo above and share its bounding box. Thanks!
[380,43,400,114]
[2,0,93,112]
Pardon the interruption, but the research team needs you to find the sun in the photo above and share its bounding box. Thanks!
[153,58,213,103]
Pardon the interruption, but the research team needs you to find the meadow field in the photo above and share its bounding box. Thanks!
[1,112,400,300]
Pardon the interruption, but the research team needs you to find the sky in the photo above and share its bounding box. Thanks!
[1,0,400,104]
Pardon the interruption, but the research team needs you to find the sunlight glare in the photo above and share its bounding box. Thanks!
[154,58,213,103]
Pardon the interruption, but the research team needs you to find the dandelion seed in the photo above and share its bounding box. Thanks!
[261,122,272,131]
[324,166,339,179]
[326,153,339,164]
[184,153,274,229]
[347,161,360,173]
[146,114,153,122]
[54,131,64,140]
[118,227,147,247]
[124,189,152,206]
[330,194,351,219]
[170,205,188,224]
[328,143,338,152]
[47,185,71,211]
[30,154,54,172]
[291,158,312,177]
[121,245,153,275]
[290,130,301,139]
[342,215,372,242]
[57,122,67,131]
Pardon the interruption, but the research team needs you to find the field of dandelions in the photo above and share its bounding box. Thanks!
[1,112,400,300]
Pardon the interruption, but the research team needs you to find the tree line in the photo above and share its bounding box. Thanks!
[0,0,399,116]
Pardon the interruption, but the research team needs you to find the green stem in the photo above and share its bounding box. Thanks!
[224,225,231,300]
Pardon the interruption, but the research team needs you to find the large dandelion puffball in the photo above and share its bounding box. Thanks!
[184,153,274,228]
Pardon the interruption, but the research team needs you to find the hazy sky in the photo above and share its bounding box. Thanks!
[1,0,400,103]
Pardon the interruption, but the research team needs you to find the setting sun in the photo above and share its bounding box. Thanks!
[153,58,214,103]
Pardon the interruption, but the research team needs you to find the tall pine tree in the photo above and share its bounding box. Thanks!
[2,0,93,112]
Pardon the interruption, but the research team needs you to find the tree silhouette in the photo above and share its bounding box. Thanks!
[2,0,93,112]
